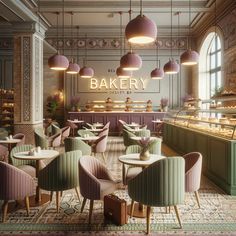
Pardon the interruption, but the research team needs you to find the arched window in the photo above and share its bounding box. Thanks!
[199,32,222,100]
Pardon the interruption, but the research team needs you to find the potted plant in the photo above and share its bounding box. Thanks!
[70,96,80,111]
[160,98,169,112]
[46,94,61,120]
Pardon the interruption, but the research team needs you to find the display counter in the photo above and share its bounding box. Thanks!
[163,122,236,195]
[68,111,166,135]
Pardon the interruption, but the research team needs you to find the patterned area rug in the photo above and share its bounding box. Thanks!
[1,137,236,236]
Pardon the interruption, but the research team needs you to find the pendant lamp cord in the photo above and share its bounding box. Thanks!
[177,12,180,57]
[62,0,65,55]
[188,0,191,50]
[84,34,87,66]
[129,0,132,52]
[156,39,159,68]
[77,26,79,64]
[56,12,59,53]
[119,12,122,57]
[140,0,143,16]
[70,12,73,62]
[170,0,173,59]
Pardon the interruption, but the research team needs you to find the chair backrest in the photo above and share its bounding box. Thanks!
[61,126,71,138]
[123,124,134,132]
[128,157,185,207]
[135,129,150,137]
[38,150,82,191]
[0,128,8,140]
[122,129,137,147]
[98,128,109,137]
[94,135,107,153]
[64,138,91,155]
[10,144,35,167]
[13,133,25,146]
[0,144,8,161]
[148,138,162,155]
[66,121,78,129]
[79,155,114,200]
[183,152,202,192]
[103,121,110,129]
[0,161,34,200]
[51,124,61,135]
[34,128,48,149]
[126,145,142,154]
[119,119,127,125]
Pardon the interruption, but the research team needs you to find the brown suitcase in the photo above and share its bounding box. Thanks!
[104,194,128,226]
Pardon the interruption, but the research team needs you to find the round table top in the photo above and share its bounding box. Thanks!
[13,150,59,161]
[92,123,104,128]
[127,123,140,128]
[0,138,22,144]
[67,119,84,123]
[86,128,103,132]
[130,136,158,141]
[76,136,99,141]
[152,120,163,123]
[118,153,165,167]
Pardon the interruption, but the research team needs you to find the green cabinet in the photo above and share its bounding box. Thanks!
[163,122,236,195]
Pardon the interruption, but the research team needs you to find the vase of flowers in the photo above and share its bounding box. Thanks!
[138,137,153,161]
[70,96,80,111]
[160,98,168,112]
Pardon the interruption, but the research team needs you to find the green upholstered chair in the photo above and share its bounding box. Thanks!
[122,129,137,148]
[38,150,82,212]
[0,128,8,140]
[64,137,91,155]
[51,124,61,135]
[128,157,185,234]
[10,145,36,178]
[77,129,95,138]
[135,129,151,138]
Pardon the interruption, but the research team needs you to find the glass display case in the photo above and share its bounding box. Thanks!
[164,107,236,140]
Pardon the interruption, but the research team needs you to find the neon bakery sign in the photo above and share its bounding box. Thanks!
[90,77,146,90]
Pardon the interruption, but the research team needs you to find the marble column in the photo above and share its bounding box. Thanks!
[13,22,46,144]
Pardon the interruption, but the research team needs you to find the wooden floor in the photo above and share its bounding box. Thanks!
[161,143,179,157]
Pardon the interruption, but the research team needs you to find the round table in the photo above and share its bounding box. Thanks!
[67,119,84,124]
[13,149,59,206]
[0,138,22,152]
[119,153,165,218]
[130,136,158,141]
[86,128,103,132]
[76,136,99,143]
[92,123,104,128]
[127,123,141,128]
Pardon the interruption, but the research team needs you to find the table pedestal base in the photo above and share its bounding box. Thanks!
[29,193,50,207]
[127,203,146,218]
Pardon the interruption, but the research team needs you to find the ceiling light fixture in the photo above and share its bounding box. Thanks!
[79,34,94,78]
[150,39,164,79]
[66,12,80,74]
[48,0,69,70]
[164,0,179,74]
[180,0,199,65]
[116,11,132,79]
[120,1,142,71]
[125,0,157,44]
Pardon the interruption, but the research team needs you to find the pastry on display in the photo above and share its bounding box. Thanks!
[209,117,218,123]
[219,118,229,124]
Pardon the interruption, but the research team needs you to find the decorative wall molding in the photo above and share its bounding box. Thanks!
[35,36,40,121]
[45,37,188,50]
[0,38,13,49]
[22,36,31,121]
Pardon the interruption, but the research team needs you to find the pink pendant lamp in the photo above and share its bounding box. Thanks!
[48,2,69,71]
[164,0,179,75]
[120,52,142,71]
[66,12,80,74]
[180,0,199,66]
[125,0,157,44]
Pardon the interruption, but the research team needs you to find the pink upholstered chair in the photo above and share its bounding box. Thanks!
[61,126,71,144]
[66,121,78,137]
[48,133,62,149]
[183,152,203,208]
[103,121,110,129]
[13,133,25,146]
[0,145,9,162]
[79,156,118,224]
[98,127,109,137]
[91,135,108,163]
[0,161,34,222]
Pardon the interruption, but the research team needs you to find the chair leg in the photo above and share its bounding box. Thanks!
[102,152,106,163]
[2,200,8,223]
[88,200,94,224]
[130,200,135,217]
[50,191,54,201]
[60,191,63,197]
[174,205,182,229]
[194,191,201,208]
[146,206,151,235]
[75,187,81,202]
[81,198,87,213]
[25,196,30,216]
[56,191,60,213]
